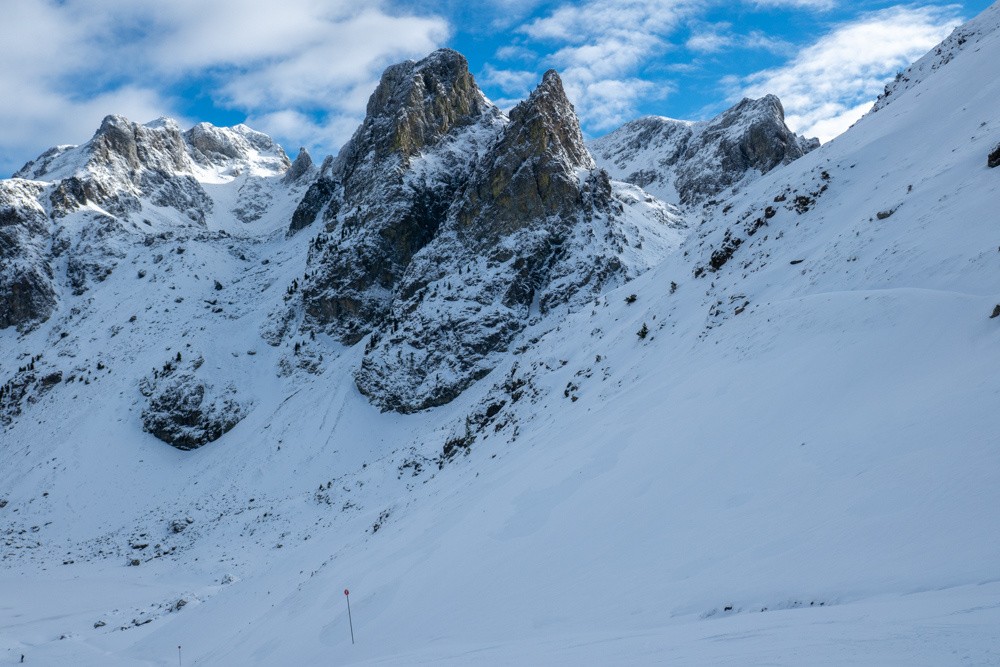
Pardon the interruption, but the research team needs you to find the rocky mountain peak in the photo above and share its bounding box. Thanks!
[351,68,682,413]
[283,147,314,184]
[89,115,193,176]
[590,94,818,207]
[338,48,495,172]
[454,68,598,248]
[1,114,306,331]
[299,49,503,344]
[697,94,818,175]
[184,122,290,173]
[511,69,594,171]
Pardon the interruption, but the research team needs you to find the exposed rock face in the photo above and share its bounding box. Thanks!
[16,116,292,224]
[288,157,337,235]
[139,359,249,451]
[36,116,212,222]
[454,70,597,248]
[352,70,682,412]
[0,360,62,427]
[300,48,504,343]
[0,180,56,330]
[590,95,818,206]
[283,148,315,184]
[185,122,291,174]
[291,56,684,412]
[989,144,1000,168]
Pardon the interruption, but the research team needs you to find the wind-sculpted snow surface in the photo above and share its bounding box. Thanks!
[591,94,818,207]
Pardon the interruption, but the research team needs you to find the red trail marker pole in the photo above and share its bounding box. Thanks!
[345,589,355,645]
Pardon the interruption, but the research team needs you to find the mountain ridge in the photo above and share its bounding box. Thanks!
[590,93,818,207]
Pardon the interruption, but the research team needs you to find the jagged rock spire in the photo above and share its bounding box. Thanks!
[300,49,503,343]
[334,48,494,177]
[283,147,314,184]
[353,68,647,413]
[455,69,599,249]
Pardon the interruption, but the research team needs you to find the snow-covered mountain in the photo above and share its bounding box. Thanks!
[2,4,1000,664]
[590,94,818,207]
[298,51,684,411]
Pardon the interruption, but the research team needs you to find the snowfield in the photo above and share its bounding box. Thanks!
[3,4,1000,665]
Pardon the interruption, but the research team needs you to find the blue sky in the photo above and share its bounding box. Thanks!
[0,0,992,176]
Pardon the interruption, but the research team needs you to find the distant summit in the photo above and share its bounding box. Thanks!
[590,94,818,207]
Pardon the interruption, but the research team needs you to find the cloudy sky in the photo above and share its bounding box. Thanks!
[0,0,990,176]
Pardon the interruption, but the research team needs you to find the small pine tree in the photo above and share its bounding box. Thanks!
[625,294,637,304]
[176,351,182,363]
[636,323,649,339]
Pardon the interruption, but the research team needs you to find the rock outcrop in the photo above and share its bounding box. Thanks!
[454,70,598,248]
[0,180,56,330]
[299,48,504,343]
[16,116,292,225]
[352,70,682,412]
[283,148,315,184]
[139,358,249,451]
[590,95,818,206]
[288,156,337,235]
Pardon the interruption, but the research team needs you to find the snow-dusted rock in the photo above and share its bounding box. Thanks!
[139,357,249,451]
[0,180,55,330]
[283,148,315,184]
[300,48,504,343]
[185,122,290,175]
[591,94,818,206]
[287,156,336,235]
[354,70,683,412]
[2,114,304,323]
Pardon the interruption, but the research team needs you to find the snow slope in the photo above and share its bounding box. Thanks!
[3,4,1000,665]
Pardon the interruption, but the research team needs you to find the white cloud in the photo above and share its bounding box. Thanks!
[494,45,538,61]
[737,5,963,142]
[0,0,449,175]
[502,0,701,131]
[480,66,539,97]
[750,0,837,9]
[686,23,792,55]
[521,0,697,42]
[563,78,664,132]
[686,30,735,54]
